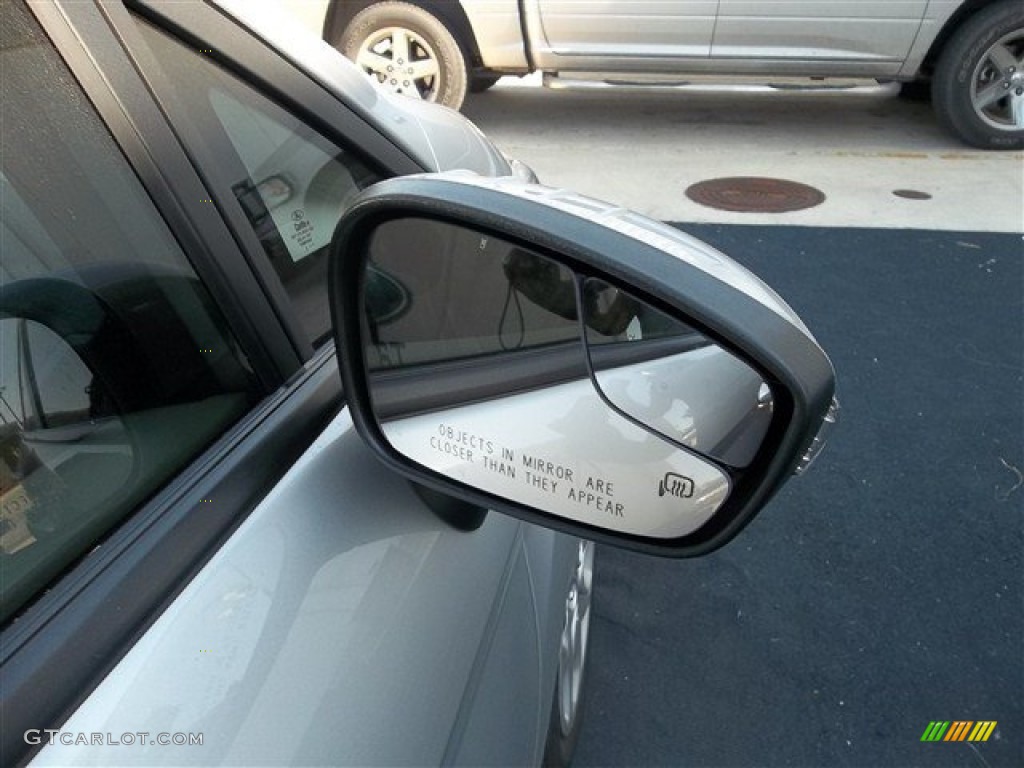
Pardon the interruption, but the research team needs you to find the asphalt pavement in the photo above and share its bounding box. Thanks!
[573,225,1023,768]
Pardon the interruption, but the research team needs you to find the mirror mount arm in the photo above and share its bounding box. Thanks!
[411,483,488,532]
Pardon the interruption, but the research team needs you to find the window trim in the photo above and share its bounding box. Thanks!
[28,0,303,386]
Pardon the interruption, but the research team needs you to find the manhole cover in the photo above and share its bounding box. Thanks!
[685,177,826,213]
[892,189,932,200]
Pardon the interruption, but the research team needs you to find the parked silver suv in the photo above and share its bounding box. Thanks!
[287,0,1024,150]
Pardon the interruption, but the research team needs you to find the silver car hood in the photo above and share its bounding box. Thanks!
[211,0,511,176]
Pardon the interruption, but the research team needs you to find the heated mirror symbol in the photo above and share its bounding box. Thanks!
[658,472,694,499]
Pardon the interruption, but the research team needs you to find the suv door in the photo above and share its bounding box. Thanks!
[529,0,718,63]
[712,1,929,75]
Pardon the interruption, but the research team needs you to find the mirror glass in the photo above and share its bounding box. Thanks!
[582,279,772,467]
[359,218,773,539]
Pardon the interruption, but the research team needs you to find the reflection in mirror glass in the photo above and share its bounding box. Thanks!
[363,217,581,375]
[359,218,737,540]
[362,218,586,419]
[582,278,772,467]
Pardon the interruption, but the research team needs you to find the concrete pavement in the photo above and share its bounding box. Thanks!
[462,78,1024,233]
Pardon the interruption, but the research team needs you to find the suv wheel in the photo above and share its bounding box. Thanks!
[340,1,468,110]
[933,0,1024,149]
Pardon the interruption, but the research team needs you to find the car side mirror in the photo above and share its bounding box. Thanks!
[329,174,837,557]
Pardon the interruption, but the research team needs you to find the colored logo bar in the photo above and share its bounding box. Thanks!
[921,721,997,742]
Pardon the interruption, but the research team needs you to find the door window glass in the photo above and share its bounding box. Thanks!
[131,21,386,346]
[0,2,260,624]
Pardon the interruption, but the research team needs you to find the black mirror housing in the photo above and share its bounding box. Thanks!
[329,174,836,557]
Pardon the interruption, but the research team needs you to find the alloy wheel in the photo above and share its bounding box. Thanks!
[970,29,1024,131]
[355,26,442,101]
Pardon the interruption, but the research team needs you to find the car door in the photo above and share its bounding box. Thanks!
[1,1,558,765]
[526,0,719,65]
[711,0,929,75]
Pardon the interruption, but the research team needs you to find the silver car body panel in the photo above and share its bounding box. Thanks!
[219,0,511,176]
[458,0,532,70]
[900,0,968,77]
[528,0,718,59]
[711,1,929,63]
[32,408,573,765]
[278,0,331,39]
[524,0,928,77]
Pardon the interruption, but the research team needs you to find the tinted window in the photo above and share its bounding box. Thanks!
[132,20,385,346]
[0,2,260,624]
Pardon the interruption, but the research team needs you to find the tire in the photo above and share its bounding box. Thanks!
[542,540,594,768]
[932,0,1024,149]
[339,2,468,110]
